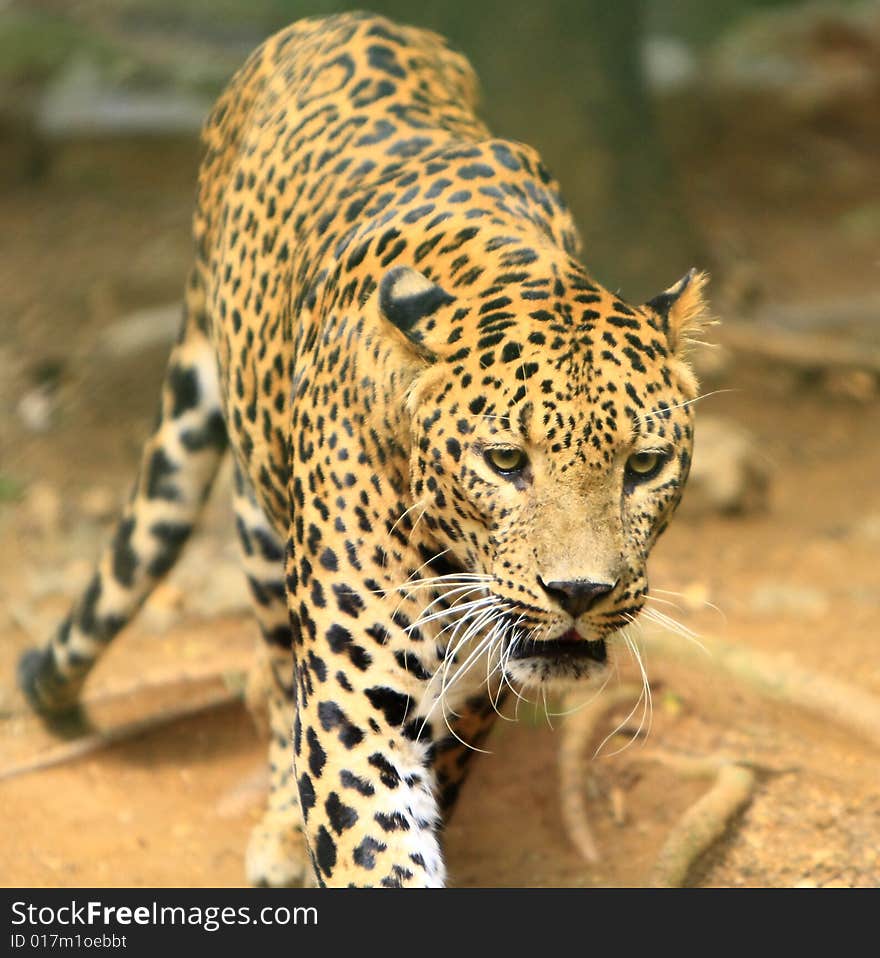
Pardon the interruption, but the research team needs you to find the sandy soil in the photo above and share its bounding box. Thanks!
[0,137,878,888]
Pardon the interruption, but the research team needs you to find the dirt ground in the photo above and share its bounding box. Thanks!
[0,134,878,888]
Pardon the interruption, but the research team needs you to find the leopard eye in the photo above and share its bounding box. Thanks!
[625,451,663,482]
[485,446,528,475]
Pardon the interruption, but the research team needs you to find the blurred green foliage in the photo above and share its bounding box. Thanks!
[0,474,25,503]
[0,10,118,84]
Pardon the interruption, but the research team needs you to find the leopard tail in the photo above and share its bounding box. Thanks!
[18,266,228,719]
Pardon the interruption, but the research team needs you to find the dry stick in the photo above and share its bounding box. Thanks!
[560,702,758,884]
[0,671,247,783]
[560,626,880,883]
[716,320,880,373]
[633,749,756,888]
[640,630,880,751]
[557,684,642,864]
[558,615,880,882]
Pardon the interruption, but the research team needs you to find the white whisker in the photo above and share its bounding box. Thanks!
[639,606,710,657]
[649,587,727,622]
[591,625,652,758]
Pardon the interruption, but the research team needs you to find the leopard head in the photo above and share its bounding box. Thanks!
[374,256,710,691]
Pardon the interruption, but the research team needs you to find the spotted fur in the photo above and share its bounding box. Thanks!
[19,12,710,887]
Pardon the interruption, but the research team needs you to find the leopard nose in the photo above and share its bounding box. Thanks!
[538,577,617,619]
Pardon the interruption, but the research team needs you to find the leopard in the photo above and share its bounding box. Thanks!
[18,11,711,888]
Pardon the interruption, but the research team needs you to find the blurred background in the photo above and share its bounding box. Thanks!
[1,0,878,888]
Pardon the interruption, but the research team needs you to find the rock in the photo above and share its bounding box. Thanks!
[643,35,697,94]
[16,385,55,432]
[15,360,65,432]
[680,416,772,517]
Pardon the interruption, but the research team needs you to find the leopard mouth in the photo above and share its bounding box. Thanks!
[508,628,607,663]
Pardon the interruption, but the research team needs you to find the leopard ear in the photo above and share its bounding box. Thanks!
[645,268,711,355]
[378,265,455,361]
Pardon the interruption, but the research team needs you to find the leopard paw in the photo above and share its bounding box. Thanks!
[245,809,313,887]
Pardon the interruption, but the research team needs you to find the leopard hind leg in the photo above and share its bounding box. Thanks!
[232,464,310,887]
[18,268,228,728]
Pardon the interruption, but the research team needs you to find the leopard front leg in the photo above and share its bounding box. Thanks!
[295,707,445,886]
[286,550,449,886]
[290,653,446,886]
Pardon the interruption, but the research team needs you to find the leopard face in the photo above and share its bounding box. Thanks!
[392,260,708,691]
